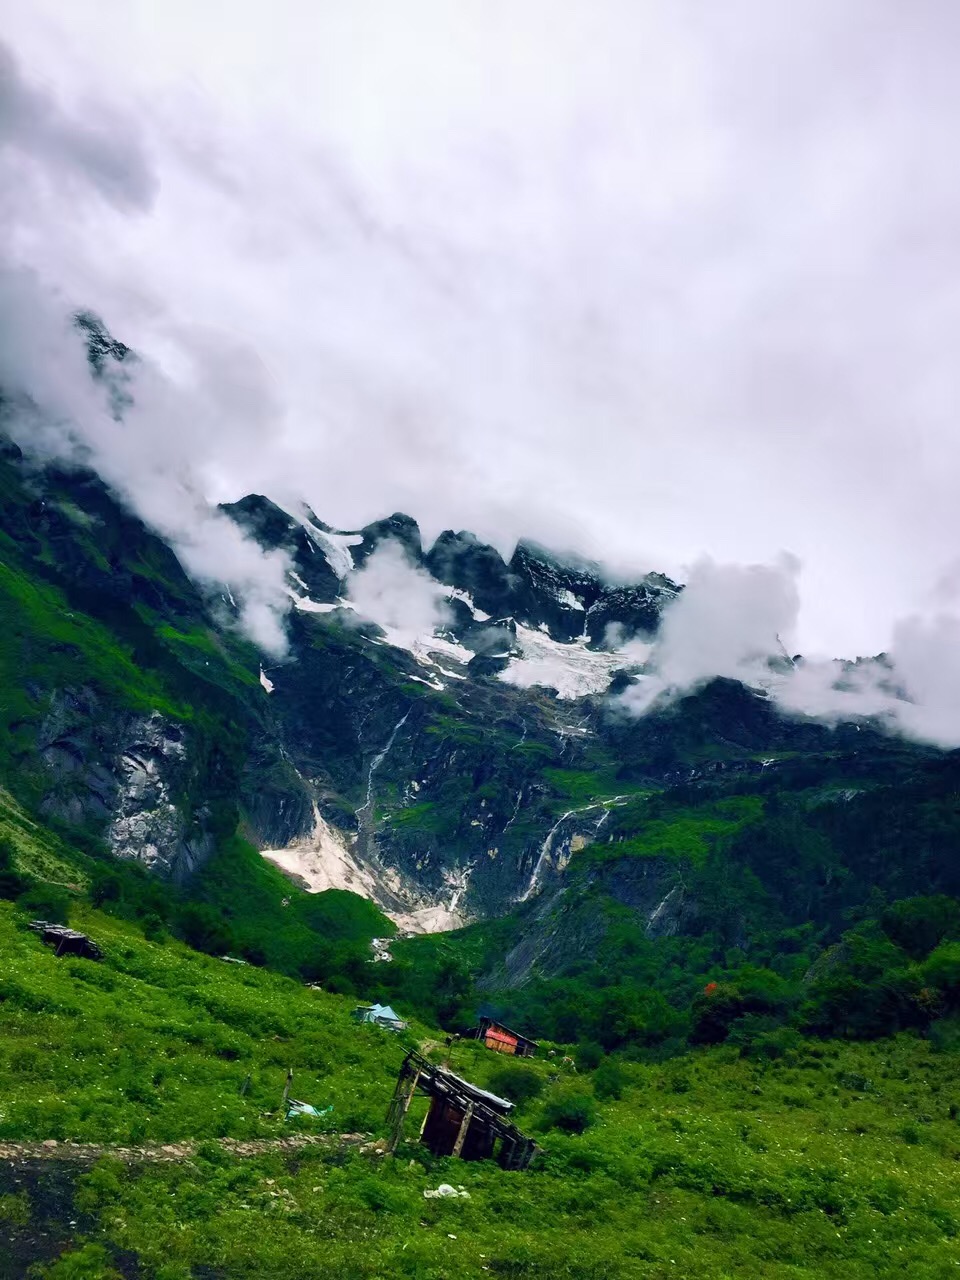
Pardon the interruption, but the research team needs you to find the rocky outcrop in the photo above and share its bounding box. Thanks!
[479,854,695,989]
[105,716,214,880]
[36,691,214,881]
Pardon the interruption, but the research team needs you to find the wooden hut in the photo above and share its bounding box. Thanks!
[386,1050,539,1170]
[471,1016,538,1058]
[28,921,103,961]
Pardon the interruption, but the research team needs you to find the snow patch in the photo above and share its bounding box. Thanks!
[447,586,491,622]
[291,594,351,615]
[498,624,651,699]
[407,673,446,691]
[259,668,274,693]
[377,626,474,670]
[299,516,364,578]
[556,587,585,610]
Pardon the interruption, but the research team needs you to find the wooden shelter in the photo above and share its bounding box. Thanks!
[28,921,103,961]
[471,1016,538,1058]
[386,1050,539,1170]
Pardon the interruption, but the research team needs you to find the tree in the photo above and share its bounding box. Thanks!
[882,896,960,960]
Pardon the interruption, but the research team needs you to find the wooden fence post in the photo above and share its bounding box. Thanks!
[387,1063,422,1153]
[451,1104,474,1159]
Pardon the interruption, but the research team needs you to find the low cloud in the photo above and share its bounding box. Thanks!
[346,539,452,644]
[0,44,292,654]
[615,555,960,749]
[616,556,800,715]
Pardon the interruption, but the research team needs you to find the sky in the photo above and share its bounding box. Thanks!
[3,1,960,663]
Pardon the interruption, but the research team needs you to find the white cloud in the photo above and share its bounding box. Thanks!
[0,47,293,654]
[615,554,960,749]
[3,5,960,666]
[346,539,452,644]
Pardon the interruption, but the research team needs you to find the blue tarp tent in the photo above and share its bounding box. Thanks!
[353,1002,407,1031]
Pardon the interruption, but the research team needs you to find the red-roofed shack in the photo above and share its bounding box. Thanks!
[472,1016,538,1058]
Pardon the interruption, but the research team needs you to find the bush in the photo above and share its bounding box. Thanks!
[882,896,960,960]
[487,1063,544,1106]
[36,1243,123,1279]
[921,942,960,1006]
[140,912,168,943]
[592,1058,628,1100]
[0,839,30,901]
[175,903,233,955]
[576,1041,604,1071]
[17,884,70,924]
[541,1090,597,1134]
[729,1017,802,1061]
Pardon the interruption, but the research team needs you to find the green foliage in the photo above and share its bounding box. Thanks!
[184,835,391,981]
[590,794,764,867]
[920,941,960,1006]
[592,1056,629,1100]
[17,884,71,924]
[486,1063,544,1106]
[32,1242,123,1279]
[540,1089,597,1134]
[883,895,960,959]
[2,901,960,1276]
[0,901,415,1144]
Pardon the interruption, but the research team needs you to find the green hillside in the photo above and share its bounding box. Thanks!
[2,899,960,1278]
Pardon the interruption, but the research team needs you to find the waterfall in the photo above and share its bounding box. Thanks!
[356,711,410,826]
[518,810,575,903]
[518,798,622,903]
[502,788,525,833]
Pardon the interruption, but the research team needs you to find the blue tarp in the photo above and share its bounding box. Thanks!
[354,1002,407,1030]
[286,1100,333,1120]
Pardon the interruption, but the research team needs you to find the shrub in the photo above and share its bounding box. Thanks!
[35,1243,123,1279]
[487,1063,544,1106]
[882,896,960,960]
[921,942,960,1007]
[729,1018,802,1061]
[0,838,30,901]
[541,1090,597,1134]
[140,912,168,943]
[17,884,70,924]
[576,1041,604,1071]
[592,1058,628,1100]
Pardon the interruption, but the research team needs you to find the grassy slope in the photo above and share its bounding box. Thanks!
[0,787,91,888]
[1,902,960,1278]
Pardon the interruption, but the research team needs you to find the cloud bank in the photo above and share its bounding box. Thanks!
[3,11,960,735]
[6,4,960,658]
[0,44,292,653]
[617,555,960,749]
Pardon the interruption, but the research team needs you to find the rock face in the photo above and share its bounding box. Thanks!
[35,691,213,882]
[106,716,214,880]
[479,854,695,991]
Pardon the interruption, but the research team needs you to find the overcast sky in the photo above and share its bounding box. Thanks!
[4,1,960,659]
